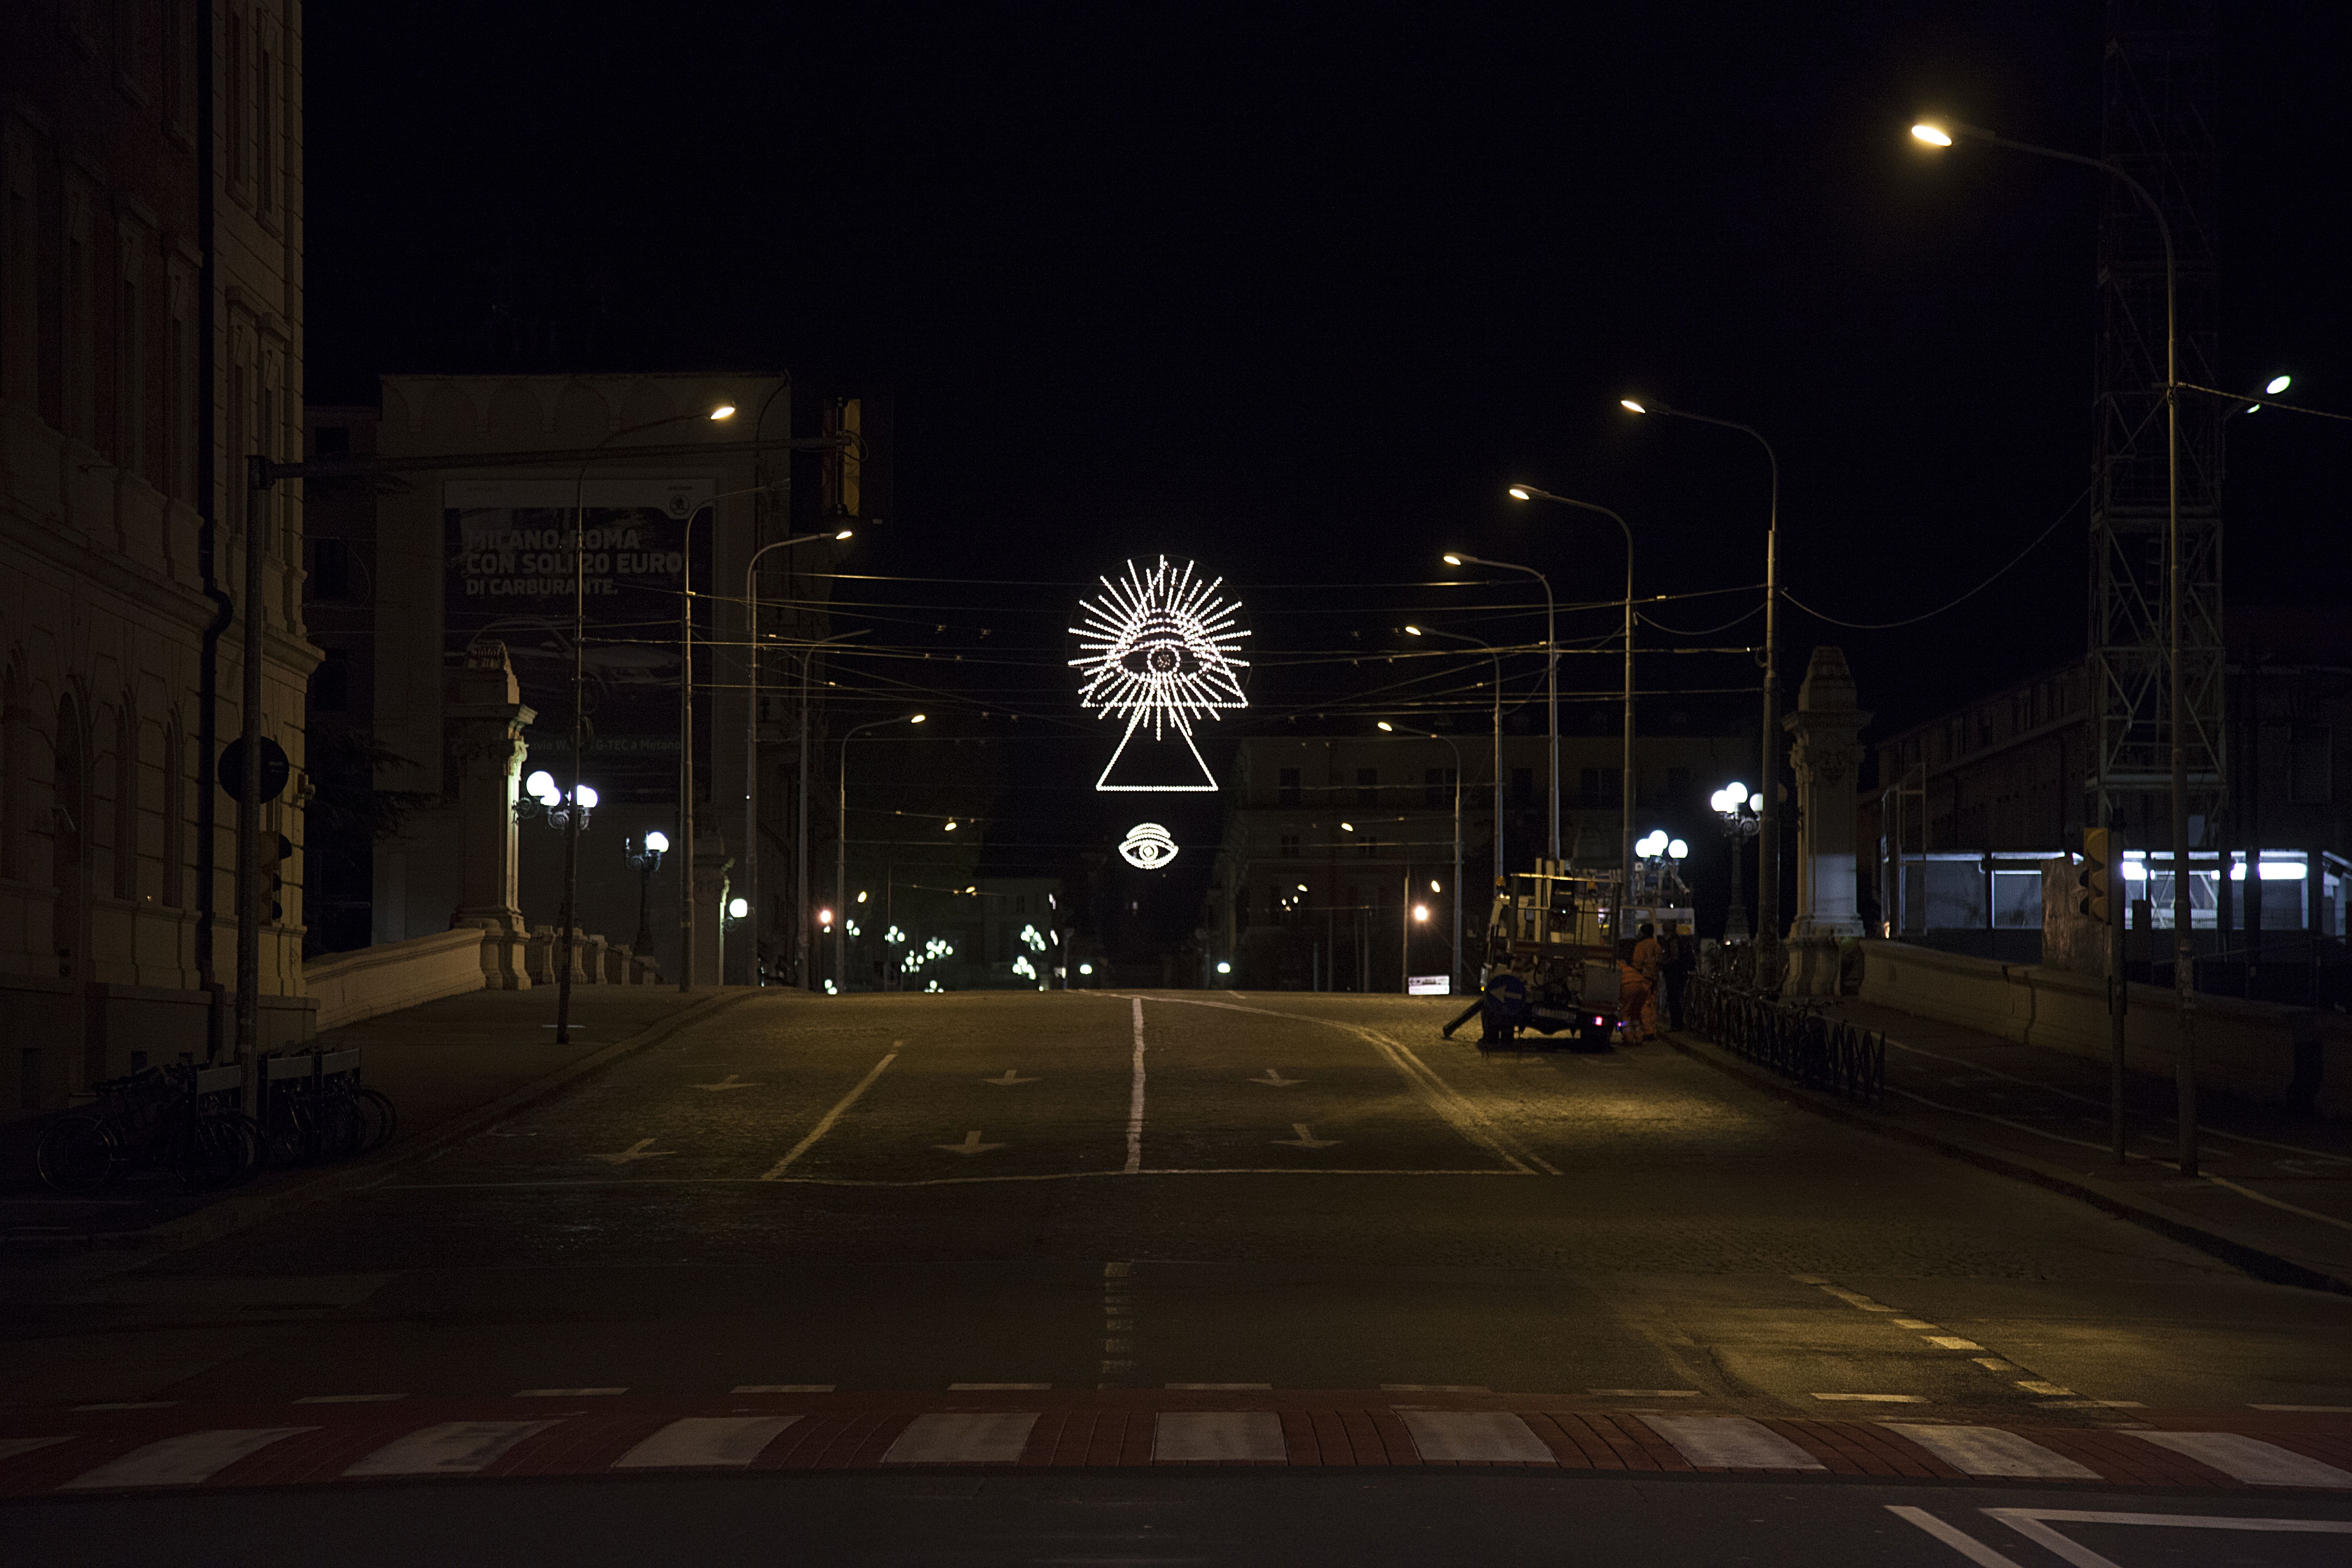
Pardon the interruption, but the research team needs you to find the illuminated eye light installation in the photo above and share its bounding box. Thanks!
[1119,822,1180,870]
[1070,555,1249,792]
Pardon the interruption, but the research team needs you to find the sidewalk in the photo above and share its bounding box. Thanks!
[1671,997,2352,1295]
[0,986,751,1251]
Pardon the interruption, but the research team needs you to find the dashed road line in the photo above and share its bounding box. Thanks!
[1125,997,1148,1174]
[1882,1424,2098,1480]
[1643,1415,1825,1471]
[2131,1431,2352,1487]
[344,1419,562,1477]
[612,1416,798,1469]
[63,1427,316,1490]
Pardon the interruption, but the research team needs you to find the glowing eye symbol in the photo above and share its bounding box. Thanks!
[1119,822,1179,870]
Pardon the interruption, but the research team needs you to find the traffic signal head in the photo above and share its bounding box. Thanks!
[2075,828,2115,924]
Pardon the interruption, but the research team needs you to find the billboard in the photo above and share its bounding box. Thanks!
[444,478,715,803]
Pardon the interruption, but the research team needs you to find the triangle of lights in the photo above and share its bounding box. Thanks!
[1070,555,1250,792]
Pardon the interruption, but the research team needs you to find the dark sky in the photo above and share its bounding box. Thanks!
[308,1,2349,743]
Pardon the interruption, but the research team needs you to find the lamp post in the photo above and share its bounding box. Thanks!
[836,713,924,992]
[1443,552,1558,864]
[1910,116,2195,1176]
[565,402,735,1032]
[1619,397,1779,978]
[1378,720,1463,992]
[1508,486,1636,941]
[740,529,854,988]
[625,829,670,955]
[1710,783,1759,948]
[1404,624,1506,895]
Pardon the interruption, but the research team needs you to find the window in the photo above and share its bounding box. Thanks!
[1356,767,1377,806]
[1279,833,1300,858]
[2292,726,2333,805]
[1511,767,1533,806]
[1277,767,1300,807]
[310,537,351,601]
[311,648,349,713]
[1424,767,1455,807]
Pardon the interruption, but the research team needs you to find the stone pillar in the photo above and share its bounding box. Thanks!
[581,932,609,985]
[693,831,733,989]
[446,642,537,988]
[1783,647,1871,993]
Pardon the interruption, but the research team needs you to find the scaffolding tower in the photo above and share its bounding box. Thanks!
[2089,0,2224,831]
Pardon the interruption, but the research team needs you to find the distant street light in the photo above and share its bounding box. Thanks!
[1378,719,1464,991]
[1710,782,1759,941]
[1618,395,1780,974]
[836,714,925,992]
[1508,485,1637,937]
[1442,551,1558,862]
[626,830,668,956]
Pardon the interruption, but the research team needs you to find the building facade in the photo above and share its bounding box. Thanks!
[3,1,312,1116]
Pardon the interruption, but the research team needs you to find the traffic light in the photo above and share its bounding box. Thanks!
[2075,828,2115,924]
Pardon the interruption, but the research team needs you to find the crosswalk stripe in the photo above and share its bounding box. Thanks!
[881,1412,1038,1464]
[1642,1415,1825,1470]
[343,1420,562,1477]
[61,1428,315,1490]
[1153,1412,1287,1462]
[612,1416,799,1469]
[1398,1411,1554,1463]
[1881,1423,2099,1479]
[2131,1431,2352,1488]
[0,1436,74,1465]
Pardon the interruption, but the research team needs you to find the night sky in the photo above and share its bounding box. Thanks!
[308,2,2349,750]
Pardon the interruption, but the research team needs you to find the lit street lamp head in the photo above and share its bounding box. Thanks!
[834,528,854,540]
[1619,398,1648,415]
[1441,552,1465,567]
[1909,122,1954,147]
[1376,721,1395,732]
[2266,374,2293,395]
[908,713,926,724]
[1404,624,1422,636]
[708,403,737,420]
[644,830,670,854]
[1506,485,1532,501]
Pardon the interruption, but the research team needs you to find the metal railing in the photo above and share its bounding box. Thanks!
[1685,970,1885,1105]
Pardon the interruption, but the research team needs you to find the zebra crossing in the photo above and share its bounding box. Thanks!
[4,1401,2347,1494]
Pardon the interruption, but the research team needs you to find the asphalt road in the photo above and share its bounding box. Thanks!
[6,988,2350,1560]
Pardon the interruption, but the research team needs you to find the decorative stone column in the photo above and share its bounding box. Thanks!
[446,642,536,988]
[1782,646,1871,993]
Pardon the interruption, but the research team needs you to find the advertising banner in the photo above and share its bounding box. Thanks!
[444,477,715,803]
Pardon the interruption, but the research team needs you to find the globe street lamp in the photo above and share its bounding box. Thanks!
[739,529,854,989]
[1911,114,2197,1175]
[1404,624,1506,893]
[1710,782,1760,945]
[1508,485,1636,939]
[1378,720,1464,991]
[625,829,670,957]
[836,713,924,992]
[1442,551,1559,863]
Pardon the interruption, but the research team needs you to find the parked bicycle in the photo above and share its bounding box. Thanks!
[35,1063,259,1194]
[258,1048,396,1166]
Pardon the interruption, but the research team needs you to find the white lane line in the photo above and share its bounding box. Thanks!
[293,1394,406,1404]
[62,1427,315,1490]
[589,1139,675,1166]
[1882,1424,2099,1480]
[1643,1415,1826,1471]
[1589,1389,1701,1398]
[881,1412,1038,1464]
[1885,1506,2031,1568]
[1816,1285,1896,1312]
[1271,1124,1341,1150]
[761,1046,900,1180]
[1118,993,1553,1175]
[733,1384,834,1394]
[611,1416,798,1469]
[2130,1431,2352,1487]
[2016,1380,2076,1396]
[935,1131,1006,1155]
[1924,1336,1984,1350]
[981,1071,1036,1087]
[517,1387,625,1397]
[345,1420,563,1477]
[1154,1411,1287,1462]
[1398,1411,1553,1464]
[1986,1508,2352,1568]
[1125,997,1147,1175]
[949,1383,1050,1390]
[1813,1393,1929,1403]
[0,1436,74,1464]
[392,1167,1532,1191]
[691,1075,758,1091]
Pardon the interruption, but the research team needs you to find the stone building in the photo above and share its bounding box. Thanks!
[3,1,312,1115]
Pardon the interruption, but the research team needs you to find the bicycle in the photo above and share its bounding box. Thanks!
[35,1064,258,1194]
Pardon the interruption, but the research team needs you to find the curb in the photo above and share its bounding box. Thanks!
[1663,1029,2352,1298]
[64,988,758,1259]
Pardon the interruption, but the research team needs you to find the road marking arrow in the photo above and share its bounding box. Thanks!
[1271,1123,1340,1150]
[981,1071,1037,1087]
[1250,1070,1302,1087]
[691,1074,758,1091]
[936,1130,1007,1156]
[591,1138,677,1165]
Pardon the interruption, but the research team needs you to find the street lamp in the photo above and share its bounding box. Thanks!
[1508,485,1636,939]
[1618,395,1779,977]
[1911,114,2197,1176]
[1710,783,1759,944]
[1378,719,1463,993]
[836,713,924,992]
[739,529,855,989]
[1442,551,1558,864]
[625,830,669,957]
[1405,624,1507,895]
